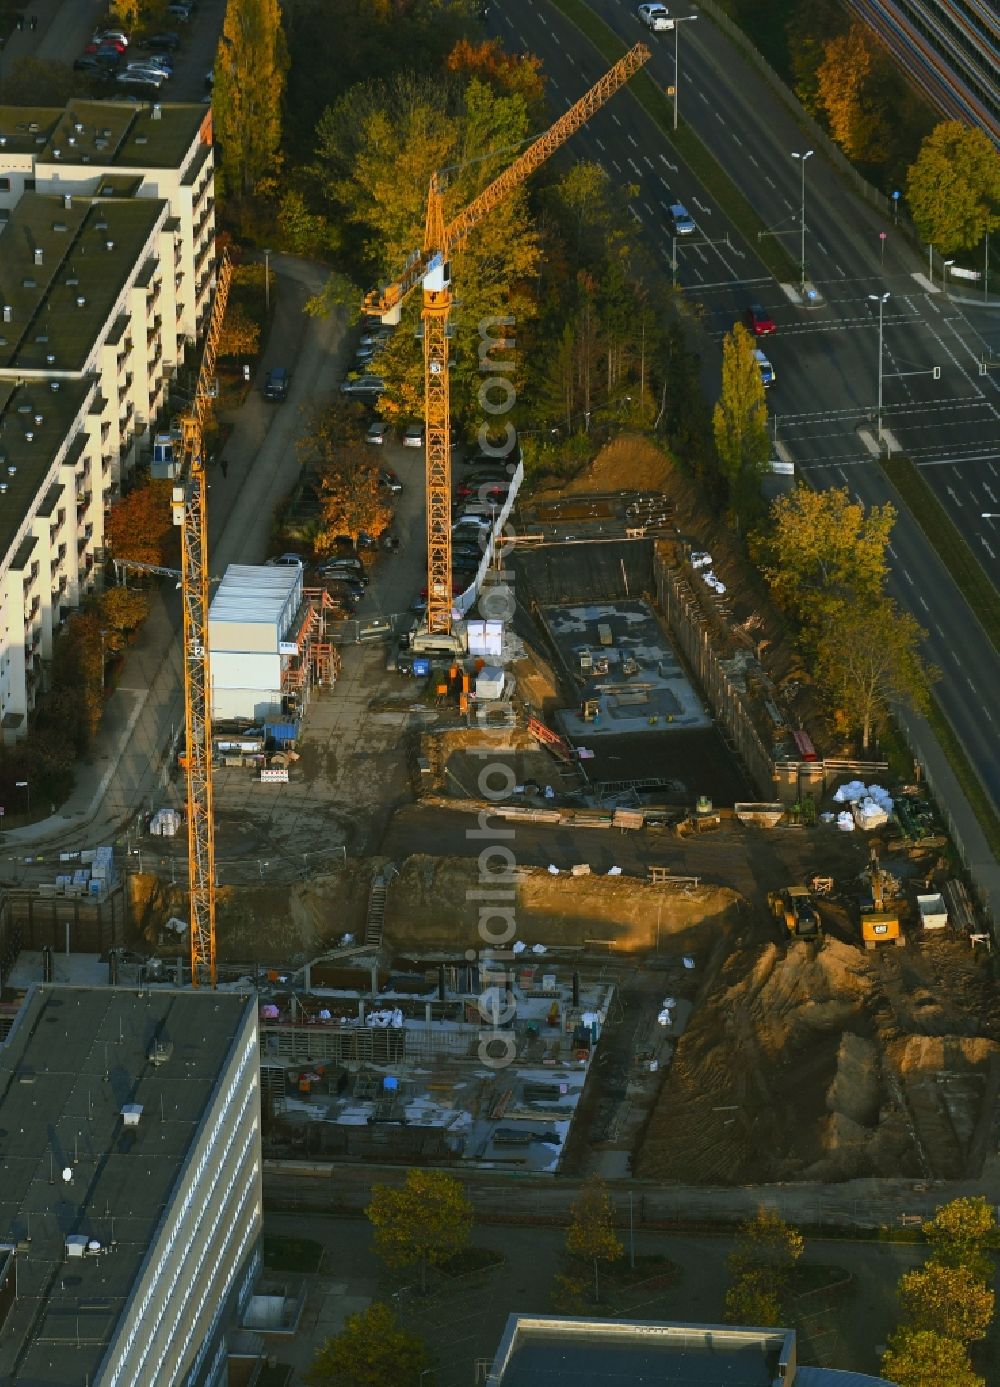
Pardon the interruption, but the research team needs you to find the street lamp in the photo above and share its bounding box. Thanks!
[15,780,29,817]
[670,15,698,133]
[263,248,273,313]
[868,291,890,443]
[790,149,814,295]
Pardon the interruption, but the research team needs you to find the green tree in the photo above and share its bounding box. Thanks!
[366,1169,473,1293]
[712,321,769,531]
[816,597,934,751]
[723,1268,783,1327]
[881,1327,984,1387]
[213,0,288,201]
[898,1260,994,1342]
[756,486,894,637]
[906,122,1000,254]
[565,1176,623,1302]
[305,1302,429,1387]
[923,1196,999,1283]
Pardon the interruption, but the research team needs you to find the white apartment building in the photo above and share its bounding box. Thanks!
[0,100,217,739]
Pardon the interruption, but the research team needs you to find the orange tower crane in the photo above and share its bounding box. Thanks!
[172,248,232,987]
[365,43,651,635]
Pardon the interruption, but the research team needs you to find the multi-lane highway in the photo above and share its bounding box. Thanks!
[490,0,1000,811]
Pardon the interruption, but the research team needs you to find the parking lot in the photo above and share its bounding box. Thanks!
[67,0,220,102]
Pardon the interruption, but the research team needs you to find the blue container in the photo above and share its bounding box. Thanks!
[267,722,298,746]
[412,658,430,677]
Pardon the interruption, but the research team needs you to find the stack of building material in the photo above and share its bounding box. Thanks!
[150,808,181,837]
[90,846,115,887]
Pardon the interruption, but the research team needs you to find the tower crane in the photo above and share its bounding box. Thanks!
[365,43,651,636]
[171,248,232,987]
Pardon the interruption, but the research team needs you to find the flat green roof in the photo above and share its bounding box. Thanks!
[0,192,166,371]
[0,377,95,562]
[0,100,210,171]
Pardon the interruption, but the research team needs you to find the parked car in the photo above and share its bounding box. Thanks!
[117,70,164,88]
[669,203,696,235]
[340,375,385,397]
[124,62,169,83]
[746,303,776,336]
[94,27,130,45]
[455,479,509,501]
[365,419,388,446]
[166,3,193,20]
[637,3,672,30]
[137,52,173,73]
[379,468,402,493]
[402,423,424,448]
[264,367,290,401]
[143,31,182,49]
[319,557,366,577]
[266,552,305,568]
[86,35,126,52]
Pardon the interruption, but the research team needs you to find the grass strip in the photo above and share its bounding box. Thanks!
[924,698,1000,860]
[548,0,798,282]
[881,454,1000,653]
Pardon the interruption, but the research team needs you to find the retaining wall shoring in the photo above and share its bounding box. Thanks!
[655,560,774,798]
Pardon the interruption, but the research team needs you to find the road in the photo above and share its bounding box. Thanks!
[489,0,1000,815]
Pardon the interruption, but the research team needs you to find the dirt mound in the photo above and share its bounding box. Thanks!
[535,435,673,500]
[383,854,740,952]
[737,938,874,1053]
[826,1033,880,1125]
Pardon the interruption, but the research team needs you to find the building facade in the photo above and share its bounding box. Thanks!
[0,100,217,738]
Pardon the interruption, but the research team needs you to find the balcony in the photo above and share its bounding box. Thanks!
[117,372,134,405]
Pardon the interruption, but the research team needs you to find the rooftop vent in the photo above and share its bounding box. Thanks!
[65,1235,88,1258]
[52,148,61,159]
[16,403,30,414]
[67,136,76,146]
[63,193,72,210]
[0,484,8,495]
[45,354,55,365]
[34,248,43,264]
[49,381,60,391]
[34,136,45,146]
[0,137,6,148]
[73,121,84,134]
[34,334,47,343]
[27,122,39,133]
[65,275,78,286]
[105,240,114,251]
[81,155,91,164]
[76,296,86,308]
[121,1103,143,1127]
[148,1039,174,1067]
[21,278,36,289]
[2,307,10,323]
[152,104,162,120]
[51,222,67,233]
[94,219,107,231]
[95,140,109,151]
[33,414,42,425]
[135,136,148,146]
[102,127,112,137]
[24,431,33,442]
[8,465,16,476]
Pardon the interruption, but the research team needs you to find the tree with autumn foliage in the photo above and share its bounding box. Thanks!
[815,22,889,163]
[105,479,178,568]
[881,1328,984,1387]
[816,597,934,751]
[446,38,545,118]
[565,1176,623,1302]
[898,1261,994,1343]
[218,301,261,359]
[306,1302,429,1387]
[923,1197,999,1283]
[213,0,288,202]
[299,399,392,549]
[756,486,894,638]
[713,321,769,531]
[367,1169,473,1294]
[724,1207,803,1327]
[99,587,151,657]
[906,122,1000,254]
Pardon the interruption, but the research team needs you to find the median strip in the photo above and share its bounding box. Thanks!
[547,0,798,282]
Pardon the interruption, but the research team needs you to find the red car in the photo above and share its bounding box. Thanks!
[454,480,509,501]
[85,36,127,52]
[746,303,775,336]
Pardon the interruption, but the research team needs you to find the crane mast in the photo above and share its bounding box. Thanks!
[366,43,652,634]
[174,250,232,987]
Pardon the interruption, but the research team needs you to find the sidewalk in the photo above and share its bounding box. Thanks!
[1,256,346,859]
[0,0,101,82]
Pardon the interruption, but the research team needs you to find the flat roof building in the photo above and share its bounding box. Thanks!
[488,1316,894,1387]
[0,985,262,1386]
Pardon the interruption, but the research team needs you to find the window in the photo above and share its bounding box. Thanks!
[24,179,35,190]
[0,178,10,192]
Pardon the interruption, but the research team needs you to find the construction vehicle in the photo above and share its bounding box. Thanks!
[859,846,905,950]
[363,43,651,636]
[769,885,823,941]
